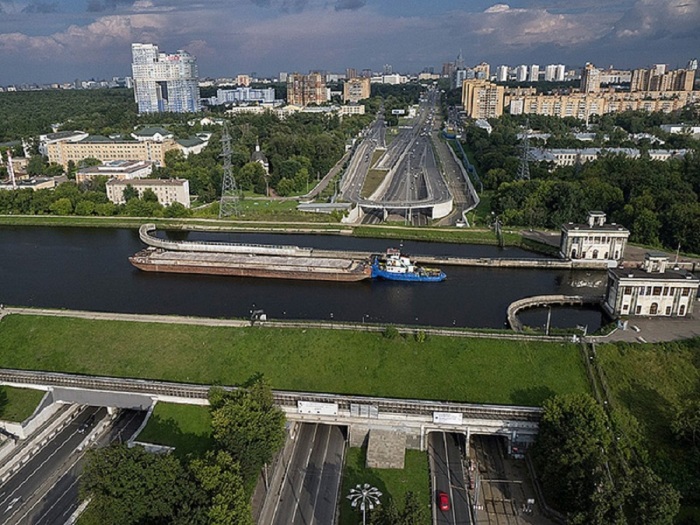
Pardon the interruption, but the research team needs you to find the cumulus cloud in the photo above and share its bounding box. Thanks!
[612,0,700,39]
[484,4,510,13]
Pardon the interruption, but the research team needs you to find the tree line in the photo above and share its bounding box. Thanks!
[533,393,680,524]
[462,109,700,254]
[79,377,286,525]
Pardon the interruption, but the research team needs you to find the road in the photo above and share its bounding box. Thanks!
[429,432,472,525]
[270,423,346,525]
[0,407,148,525]
[340,87,453,222]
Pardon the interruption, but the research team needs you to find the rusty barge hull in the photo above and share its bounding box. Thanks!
[129,249,372,282]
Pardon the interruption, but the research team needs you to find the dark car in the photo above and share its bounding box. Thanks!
[438,491,450,511]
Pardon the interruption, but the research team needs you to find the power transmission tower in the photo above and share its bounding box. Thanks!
[517,119,531,181]
[219,122,241,218]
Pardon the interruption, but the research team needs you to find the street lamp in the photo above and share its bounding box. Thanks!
[347,483,382,525]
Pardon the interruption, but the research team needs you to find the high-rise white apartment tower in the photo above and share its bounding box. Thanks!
[529,65,540,82]
[131,43,201,114]
[496,65,509,82]
[545,64,566,82]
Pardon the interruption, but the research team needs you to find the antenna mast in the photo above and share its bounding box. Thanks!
[218,121,240,218]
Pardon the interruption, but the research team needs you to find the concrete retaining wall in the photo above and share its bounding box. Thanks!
[508,294,603,331]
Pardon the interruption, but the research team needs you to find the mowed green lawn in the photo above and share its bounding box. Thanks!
[339,448,430,525]
[137,403,213,458]
[0,386,45,422]
[0,314,588,405]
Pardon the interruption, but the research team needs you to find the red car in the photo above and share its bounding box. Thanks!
[438,491,450,511]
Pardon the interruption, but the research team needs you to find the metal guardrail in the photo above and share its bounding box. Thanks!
[0,369,542,422]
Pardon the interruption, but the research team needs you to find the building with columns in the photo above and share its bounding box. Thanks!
[560,211,629,264]
[604,253,699,317]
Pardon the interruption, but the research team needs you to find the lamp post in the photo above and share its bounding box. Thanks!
[347,483,382,525]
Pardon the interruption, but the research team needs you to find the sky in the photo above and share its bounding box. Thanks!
[0,0,698,84]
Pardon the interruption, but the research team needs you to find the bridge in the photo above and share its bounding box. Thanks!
[0,368,541,453]
[507,294,604,332]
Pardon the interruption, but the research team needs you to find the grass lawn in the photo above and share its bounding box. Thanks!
[0,315,588,405]
[0,386,45,422]
[339,447,430,525]
[361,169,389,198]
[137,402,213,458]
[596,339,700,511]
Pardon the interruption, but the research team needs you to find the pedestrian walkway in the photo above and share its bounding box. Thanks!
[596,316,700,344]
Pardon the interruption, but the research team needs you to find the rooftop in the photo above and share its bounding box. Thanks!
[610,266,699,282]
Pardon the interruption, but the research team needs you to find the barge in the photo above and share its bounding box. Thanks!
[129,247,372,282]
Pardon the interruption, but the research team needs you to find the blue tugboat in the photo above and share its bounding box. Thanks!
[371,248,446,282]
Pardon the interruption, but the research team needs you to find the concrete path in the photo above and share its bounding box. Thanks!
[594,315,700,344]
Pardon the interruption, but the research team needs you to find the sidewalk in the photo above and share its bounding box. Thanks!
[598,316,700,344]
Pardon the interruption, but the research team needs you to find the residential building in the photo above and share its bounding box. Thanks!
[604,253,699,317]
[131,43,200,114]
[496,65,509,82]
[474,62,490,80]
[581,63,601,93]
[75,160,153,184]
[235,74,251,86]
[559,211,629,263]
[216,87,275,105]
[0,176,66,191]
[531,147,688,167]
[544,64,565,82]
[599,68,632,85]
[287,73,327,106]
[339,104,366,116]
[515,65,528,82]
[528,65,540,83]
[631,66,696,92]
[47,135,179,168]
[462,79,505,119]
[507,91,698,117]
[343,77,371,103]
[106,178,190,207]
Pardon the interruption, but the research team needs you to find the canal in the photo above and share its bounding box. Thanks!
[0,226,607,330]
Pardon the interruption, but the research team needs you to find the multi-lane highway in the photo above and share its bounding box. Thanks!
[0,407,147,525]
[269,423,346,525]
[429,432,472,525]
[340,87,454,223]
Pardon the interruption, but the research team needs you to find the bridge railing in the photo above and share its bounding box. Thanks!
[0,368,542,422]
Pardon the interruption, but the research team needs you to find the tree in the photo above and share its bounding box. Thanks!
[209,378,286,491]
[671,399,700,447]
[141,188,159,202]
[49,197,73,215]
[532,394,613,518]
[400,491,429,525]
[122,184,138,202]
[623,466,680,525]
[189,450,253,525]
[80,444,194,525]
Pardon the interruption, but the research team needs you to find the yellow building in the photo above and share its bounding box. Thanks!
[47,135,179,168]
[461,79,504,119]
[343,77,371,103]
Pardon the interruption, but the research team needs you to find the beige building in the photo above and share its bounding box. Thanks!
[560,211,629,263]
[631,67,695,92]
[106,178,190,207]
[461,79,505,119]
[287,73,327,106]
[75,160,153,184]
[507,91,698,117]
[581,63,601,93]
[343,77,371,103]
[604,253,699,317]
[47,135,179,169]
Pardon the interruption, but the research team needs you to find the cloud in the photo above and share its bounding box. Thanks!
[87,0,136,12]
[21,1,58,13]
[249,0,309,12]
[484,4,510,13]
[335,0,365,11]
[612,0,700,39]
